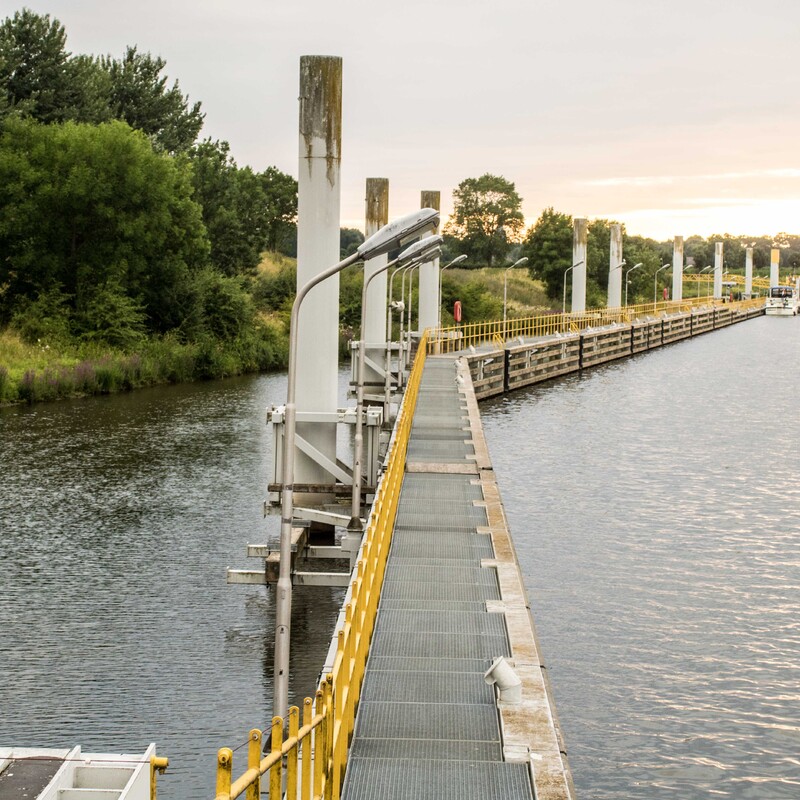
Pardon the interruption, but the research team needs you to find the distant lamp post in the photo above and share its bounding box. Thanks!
[700,265,713,297]
[624,262,644,307]
[273,207,439,722]
[503,256,529,331]
[562,260,585,315]
[439,254,467,328]
[654,263,670,304]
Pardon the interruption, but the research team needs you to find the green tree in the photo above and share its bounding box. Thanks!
[105,46,203,153]
[260,166,297,253]
[522,208,573,299]
[189,138,271,275]
[0,118,209,332]
[340,227,364,258]
[444,174,525,267]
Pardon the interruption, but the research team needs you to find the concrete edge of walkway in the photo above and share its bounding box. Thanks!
[456,357,576,800]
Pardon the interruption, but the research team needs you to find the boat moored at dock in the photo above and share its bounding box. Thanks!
[765,285,799,316]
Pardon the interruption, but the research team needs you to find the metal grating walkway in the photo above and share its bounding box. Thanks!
[341,357,535,800]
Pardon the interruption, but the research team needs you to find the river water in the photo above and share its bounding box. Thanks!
[1,317,798,798]
[0,370,350,798]
[481,315,800,798]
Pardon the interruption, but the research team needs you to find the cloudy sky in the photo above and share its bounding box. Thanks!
[20,0,800,240]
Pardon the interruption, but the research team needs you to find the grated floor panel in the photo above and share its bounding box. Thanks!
[341,355,533,800]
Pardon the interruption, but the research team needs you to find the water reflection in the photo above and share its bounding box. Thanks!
[481,317,800,799]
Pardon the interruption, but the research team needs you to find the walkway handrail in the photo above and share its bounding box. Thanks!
[214,332,429,800]
[428,296,763,354]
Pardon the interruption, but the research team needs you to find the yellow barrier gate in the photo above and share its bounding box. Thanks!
[214,333,429,800]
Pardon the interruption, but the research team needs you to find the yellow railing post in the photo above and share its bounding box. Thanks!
[287,706,300,800]
[245,730,261,800]
[216,748,233,800]
[301,698,313,800]
[149,755,168,800]
[269,717,283,800]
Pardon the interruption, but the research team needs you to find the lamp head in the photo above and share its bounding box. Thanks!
[358,208,440,260]
[397,234,443,265]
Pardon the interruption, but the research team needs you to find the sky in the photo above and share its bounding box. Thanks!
[15,0,800,240]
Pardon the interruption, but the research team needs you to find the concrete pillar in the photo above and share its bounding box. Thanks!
[572,218,588,313]
[713,241,723,299]
[770,248,780,287]
[745,247,753,295]
[363,178,389,387]
[607,224,622,308]
[417,190,441,331]
[295,55,342,486]
[672,236,684,302]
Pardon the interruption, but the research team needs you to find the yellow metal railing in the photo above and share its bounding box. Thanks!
[214,333,429,800]
[428,296,763,354]
[683,273,772,289]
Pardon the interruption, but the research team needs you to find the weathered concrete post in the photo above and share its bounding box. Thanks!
[607,224,622,308]
[363,178,389,388]
[713,241,723,299]
[672,236,684,302]
[572,218,588,313]
[770,247,780,287]
[745,247,753,296]
[296,55,342,489]
[417,191,441,332]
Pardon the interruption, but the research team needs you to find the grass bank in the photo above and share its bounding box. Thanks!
[0,318,288,405]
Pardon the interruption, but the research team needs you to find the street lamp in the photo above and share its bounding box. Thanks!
[438,254,467,329]
[562,260,584,316]
[654,263,670,304]
[624,262,643,307]
[503,256,529,332]
[700,265,713,297]
[273,207,439,721]
[351,236,442,537]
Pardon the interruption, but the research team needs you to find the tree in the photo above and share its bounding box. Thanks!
[522,208,573,299]
[340,227,364,258]
[189,138,271,275]
[444,174,525,267]
[0,118,208,332]
[260,166,297,253]
[105,46,203,153]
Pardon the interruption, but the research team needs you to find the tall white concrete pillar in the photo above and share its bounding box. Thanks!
[295,55,342,486]
[672,236,684,302]
[713,241,723,299]
[607,224,622,308]
[417,190,441,331]
[770,248,780,287]
[745,247,753,295]
[572,218,588,313]
[363,178,389,387]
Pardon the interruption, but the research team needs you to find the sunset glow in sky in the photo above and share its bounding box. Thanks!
[24,0,800,241]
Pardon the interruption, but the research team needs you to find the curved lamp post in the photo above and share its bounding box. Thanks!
[438,254,467,329]
[274,207,439,721]
[624,262,643,307]
[503,257,529,333]
[385,235,444,416]
[351,237,442,532]
[700,265,713,297]
[562,260,584,316]
[654,263,670,304]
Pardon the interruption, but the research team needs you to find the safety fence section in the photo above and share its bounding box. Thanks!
[213,334,429,800]
[428,296,764,354]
